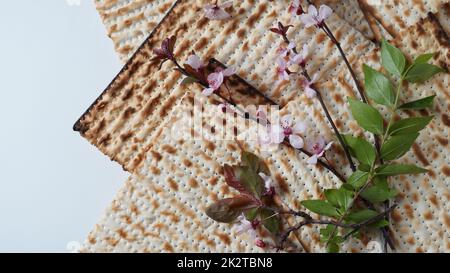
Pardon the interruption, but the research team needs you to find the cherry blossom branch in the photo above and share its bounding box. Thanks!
[277,32,357,172]
[161,53,347,183]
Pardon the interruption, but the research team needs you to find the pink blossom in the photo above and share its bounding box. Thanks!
[303,73,318,98]
[236,214,258,239]
[259,172,275,196]
[270,115,306,149]
[202,67,235,96]
[185,54,205,70]
[288,0,304,16]
[289,44,309,67]
[276,58,290,82]
[299,5,333,28]
[204,1,232,20]
[277,42,296,58]
[306,136,333,164]
[255,239,266,248]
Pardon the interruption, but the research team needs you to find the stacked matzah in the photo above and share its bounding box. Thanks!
[78,0,450,252]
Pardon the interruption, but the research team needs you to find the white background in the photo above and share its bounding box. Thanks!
[0,0,129,252]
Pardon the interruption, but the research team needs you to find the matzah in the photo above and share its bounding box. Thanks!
[95,0,177,61]
[438,3,450,34]
[95,0,377,62]
[80,0,450,252]
[359,0,449,32]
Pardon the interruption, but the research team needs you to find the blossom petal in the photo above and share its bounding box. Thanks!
[281,115,292,128]
[289,53,302,65]
[324,141,334,151]
[270,125,285,144]
[319,5,333,22]
[205,6,231,20]
[288,42,296,50]
[307,154,319,165]
[317,136,325,149]
[308,5,318,17]
[222,66,235,77]
[305,86,317,98]
[277,57,288,68]
[293,121,307,135]
[207,72,224,89]
[289,134,304,149]
[185,54,203,70]
[202,87,215,96]
[259,172,272,191]
[299,14,317,28]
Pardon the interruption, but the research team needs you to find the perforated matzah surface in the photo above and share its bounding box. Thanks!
[82,0,450,252]
[95,0,376,62]
[359,0,449,38]
[95,0,176,61]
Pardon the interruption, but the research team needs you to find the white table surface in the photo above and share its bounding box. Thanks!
[0,0,129,252]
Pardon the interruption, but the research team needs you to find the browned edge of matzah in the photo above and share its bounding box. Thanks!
[73,0,181,134]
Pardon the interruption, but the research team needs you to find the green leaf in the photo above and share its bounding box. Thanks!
[370,219,390,228]
[399,95,436,110]
[320,225,334,243]
[206,196,259,223]
[241,151,270,175]
[405,63,445,83]
[363,65,395,107]
[361,185,397,203]
[301,200,340,218]
[376,164,428,177]
[373,176,389,190]
[234,166,265,198]
[348,98,384,134]
[343,135,377,165]
[327,242,340,253]
[381,40,407,76]
[380,133,419,160]
[324,188,353,210]
[180,76,199,85]
[388,116,433,136]
[259,208,280,235]
[244,208,259,221]
[358,164,371,172]
[346,209,378,223]
[414,53,435,64]
[347,170,369,190]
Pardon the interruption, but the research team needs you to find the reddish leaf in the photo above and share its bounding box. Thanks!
[206,195,260,223]
[223,164,248,193]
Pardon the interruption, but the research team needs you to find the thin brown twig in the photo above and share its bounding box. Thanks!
[278,204,397,249]
[283,37,357,172]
